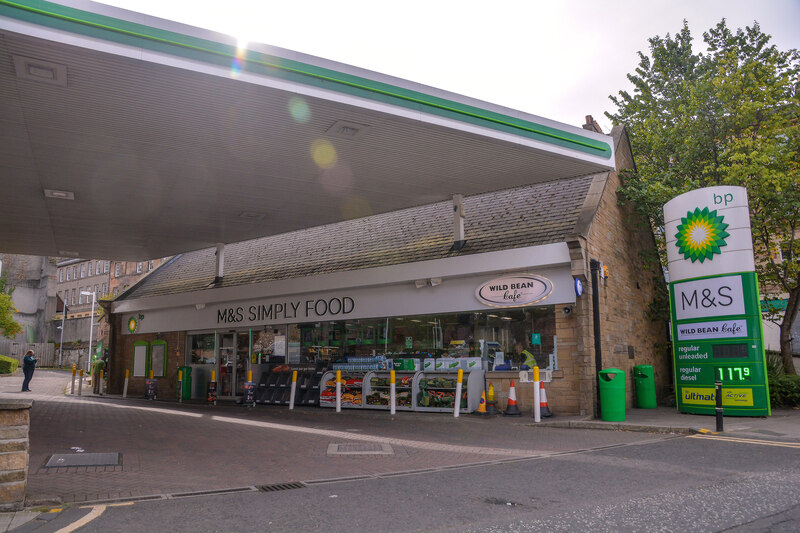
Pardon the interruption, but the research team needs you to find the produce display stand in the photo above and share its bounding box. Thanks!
[319,371,365,408]
[415,370,485,413]
[362,371,421,411]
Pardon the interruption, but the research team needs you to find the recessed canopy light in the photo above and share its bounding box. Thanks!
[44,189,75,200]
[13,55,67,87]
[326,120,371,140]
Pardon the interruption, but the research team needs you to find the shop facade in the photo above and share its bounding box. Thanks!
[109,127,670,416]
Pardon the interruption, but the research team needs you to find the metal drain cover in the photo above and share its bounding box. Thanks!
[327,443,394,455]
[45,453,120,468]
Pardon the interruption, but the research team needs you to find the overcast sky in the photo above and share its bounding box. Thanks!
[103,0,800,132]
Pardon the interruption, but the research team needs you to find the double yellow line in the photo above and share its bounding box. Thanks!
[689,433,800,449]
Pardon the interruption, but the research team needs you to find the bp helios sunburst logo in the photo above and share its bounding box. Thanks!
[127,316,138,334]
[674,207,730,263]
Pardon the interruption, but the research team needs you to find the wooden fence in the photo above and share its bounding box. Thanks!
[0,341,56,367]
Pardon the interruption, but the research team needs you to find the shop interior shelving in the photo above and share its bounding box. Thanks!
[362,371,421,411]
[415,369,485,413]
[319,371,365,408]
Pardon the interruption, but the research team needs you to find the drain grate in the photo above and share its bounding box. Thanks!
[258,482,306,492]
[327,443,394,455]
[45,453,120,468]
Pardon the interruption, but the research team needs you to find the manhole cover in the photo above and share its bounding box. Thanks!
[327,443,394,455]
[45,453,120,468]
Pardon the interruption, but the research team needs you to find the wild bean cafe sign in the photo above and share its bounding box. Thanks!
[664,186,770,416]
[475,274,552,307]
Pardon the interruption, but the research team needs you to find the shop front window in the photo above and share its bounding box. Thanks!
[188,333,216,364]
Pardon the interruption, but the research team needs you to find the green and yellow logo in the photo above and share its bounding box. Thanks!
[127,316,138,334]
[675,207,730,263]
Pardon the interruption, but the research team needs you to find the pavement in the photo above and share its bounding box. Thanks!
[0,369,798,531]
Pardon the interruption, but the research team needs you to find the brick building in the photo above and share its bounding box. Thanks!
[107,125,669,416]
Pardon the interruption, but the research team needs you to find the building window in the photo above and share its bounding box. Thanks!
[102,283,107,295]
[148,260,155,271]
[73,266,78,279]
[113,287,118,296]
[78,288,83,304]
[66,268,70,281]
[88,262,93,276]
[94,284,99,295]
[104,261,110,273]
[80,263,85,278]
[136,262,143,274]
[71,288,76,305]
[59,269,64,282]
[115,263,120,277]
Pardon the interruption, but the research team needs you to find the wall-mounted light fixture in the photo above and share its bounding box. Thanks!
[414,278,443,288]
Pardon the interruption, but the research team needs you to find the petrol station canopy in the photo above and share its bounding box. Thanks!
[0,0,615,261]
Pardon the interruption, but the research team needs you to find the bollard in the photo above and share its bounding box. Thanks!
[99,370,104,396]
[148,369,154,379]
[454,369,464,418]
[289,371,298,410]
[71,364,76,395]
[208,370,217,405]
[178,370,183,403]
[390,370,396,415]
[715,380,724,432]
[78,369,84,396]
[335,370,342,413]
[248,370,253,382]
[533,366,541,423]
[123,369,129,399]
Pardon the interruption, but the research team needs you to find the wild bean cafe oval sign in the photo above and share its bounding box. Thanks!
[475,274,552,307]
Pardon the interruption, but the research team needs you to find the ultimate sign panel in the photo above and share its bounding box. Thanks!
[664,186,770,417]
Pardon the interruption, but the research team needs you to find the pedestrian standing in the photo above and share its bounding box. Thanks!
[22,350,37,392]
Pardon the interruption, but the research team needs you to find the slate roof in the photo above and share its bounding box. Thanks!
[120,172,605,300]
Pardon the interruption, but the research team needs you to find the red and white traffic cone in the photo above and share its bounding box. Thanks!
[540,381,553,417]
[503,380,521,416]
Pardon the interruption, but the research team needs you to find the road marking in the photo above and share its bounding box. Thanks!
[688,434,800,449]
[55,505,106,533]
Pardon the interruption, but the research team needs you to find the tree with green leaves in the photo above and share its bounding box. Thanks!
[0,272,23,339]
[607,19,800,374]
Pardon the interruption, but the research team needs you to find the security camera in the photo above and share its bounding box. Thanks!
[562,306,572,315]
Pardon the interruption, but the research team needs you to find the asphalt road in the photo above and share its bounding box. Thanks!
[18,433,800,532]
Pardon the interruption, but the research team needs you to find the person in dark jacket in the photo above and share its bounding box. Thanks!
[22,350,37,392]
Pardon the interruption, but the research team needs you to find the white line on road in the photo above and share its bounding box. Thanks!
[688,434,800,449]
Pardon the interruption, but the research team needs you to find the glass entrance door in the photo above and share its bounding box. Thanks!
[235,332,250,395]
[218,333,235,397]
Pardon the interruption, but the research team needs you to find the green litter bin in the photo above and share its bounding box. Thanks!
[178,366,192,400]
[633,364,657,409]
[598,368,626,421]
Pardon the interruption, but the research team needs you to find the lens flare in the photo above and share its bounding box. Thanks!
[311,139,338,169]
[320,162,353,196]
[341,196,372,220]
[288,97,311,123]
[231,44,247,78]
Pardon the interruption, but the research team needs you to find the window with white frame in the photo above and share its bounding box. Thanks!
[102,283,107,295]
[88,262,93,276]
[137,262,143,274]
[78,288,83,304]
[94,284,99,295]
[104,261,109,273]
[115,263,120,277]
[148,260,154,270]
[80,263,85,278]
[59,269,63,282]
[73,266,78,279]
[71,288,76,305]
[66,268,70,281]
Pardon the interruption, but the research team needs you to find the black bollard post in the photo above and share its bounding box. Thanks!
[715,380,723,432]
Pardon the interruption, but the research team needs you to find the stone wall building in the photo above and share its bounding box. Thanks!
[107,125,670,416]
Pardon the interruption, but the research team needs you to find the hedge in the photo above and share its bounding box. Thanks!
[0,355,18,374]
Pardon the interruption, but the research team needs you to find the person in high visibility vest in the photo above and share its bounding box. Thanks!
[521,349,537,369]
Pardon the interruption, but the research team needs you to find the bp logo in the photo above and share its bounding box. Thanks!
[675,207,730,263]
[127,316,138,333]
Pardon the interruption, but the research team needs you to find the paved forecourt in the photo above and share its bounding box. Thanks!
[0,370,665,505]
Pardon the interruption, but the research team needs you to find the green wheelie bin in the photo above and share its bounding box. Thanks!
[178,366,192,400]
[598,368,626,421]
[632,364,657,409]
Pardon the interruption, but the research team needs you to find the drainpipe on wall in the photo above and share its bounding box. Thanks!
[590,259,603,418]
[450,195,467,252]
[214,243,225,285]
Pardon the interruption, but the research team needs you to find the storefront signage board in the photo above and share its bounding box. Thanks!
[121,267,575,335]
[664,186,769,416]
[474,274,552,307]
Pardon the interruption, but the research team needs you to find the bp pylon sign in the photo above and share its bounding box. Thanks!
[664,186,770,416]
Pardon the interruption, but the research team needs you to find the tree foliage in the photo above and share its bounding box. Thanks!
[0,273,23,339]
[607,20,800,374]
